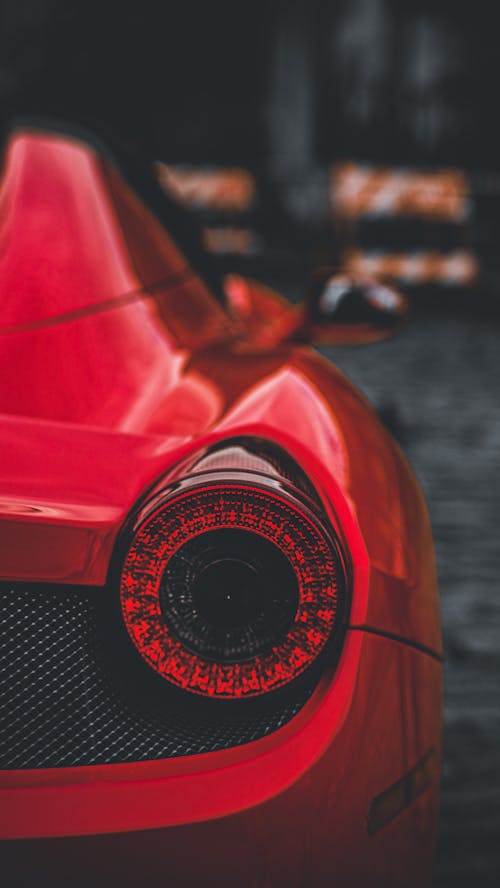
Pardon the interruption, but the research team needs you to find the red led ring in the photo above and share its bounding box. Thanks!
[120,483,343,699]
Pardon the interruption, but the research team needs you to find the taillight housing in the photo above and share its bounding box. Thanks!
[120,439,346,700]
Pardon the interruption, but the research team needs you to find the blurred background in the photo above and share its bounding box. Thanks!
[0,1,499,885]
[3,0,500,301]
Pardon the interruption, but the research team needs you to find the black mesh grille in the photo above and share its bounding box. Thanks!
[0,584,317,770]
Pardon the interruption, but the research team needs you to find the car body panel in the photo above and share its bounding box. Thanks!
[0,130,229,336]
[0,340,441,654]
[1,633,440,888]
[0,127,441,885]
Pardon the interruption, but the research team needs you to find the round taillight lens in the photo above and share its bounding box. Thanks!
[120,477,344,699]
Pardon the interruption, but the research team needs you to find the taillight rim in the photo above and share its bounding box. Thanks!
[119,471,346,701]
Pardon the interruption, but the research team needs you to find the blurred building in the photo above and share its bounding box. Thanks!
[1,0,499,296]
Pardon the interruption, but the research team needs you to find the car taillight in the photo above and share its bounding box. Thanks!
[120,440,346,699]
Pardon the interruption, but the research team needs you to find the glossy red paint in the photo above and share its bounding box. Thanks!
[2,634,441,887]
[0,130,229,338]
[0,127,441,885]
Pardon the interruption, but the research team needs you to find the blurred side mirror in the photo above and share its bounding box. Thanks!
[224,272,409,351]
[303,270,409,345]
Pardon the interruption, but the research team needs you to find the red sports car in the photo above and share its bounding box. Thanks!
[0,124,442,887]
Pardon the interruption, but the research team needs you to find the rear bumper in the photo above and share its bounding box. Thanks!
[1,631,442,887]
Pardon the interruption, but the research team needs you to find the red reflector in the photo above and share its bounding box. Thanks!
[120,481,344,699]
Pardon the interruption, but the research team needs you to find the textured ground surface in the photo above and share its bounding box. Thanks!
[317,306,500,886]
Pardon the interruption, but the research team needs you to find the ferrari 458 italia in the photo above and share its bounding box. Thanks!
[0,123,442,887]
